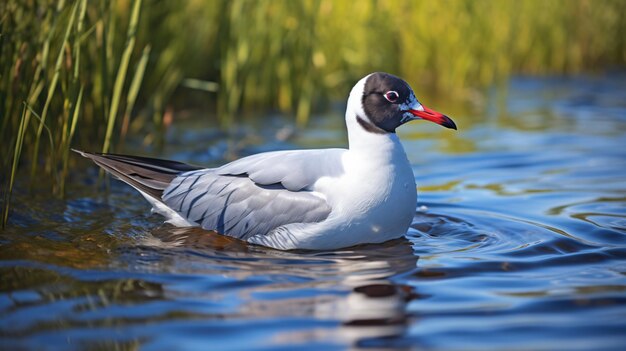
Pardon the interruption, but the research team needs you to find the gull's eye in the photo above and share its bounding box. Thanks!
[384,91,399,103]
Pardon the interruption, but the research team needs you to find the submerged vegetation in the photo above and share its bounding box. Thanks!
[1,0,625,226]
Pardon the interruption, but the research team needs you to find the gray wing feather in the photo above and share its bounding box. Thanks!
[163,149,345,239]
[216,149,345,191]
[163,171,332,240]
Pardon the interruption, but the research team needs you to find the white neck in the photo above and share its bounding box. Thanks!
[345,109,402,154]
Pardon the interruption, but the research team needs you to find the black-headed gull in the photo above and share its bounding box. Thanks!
[76,72,456,250]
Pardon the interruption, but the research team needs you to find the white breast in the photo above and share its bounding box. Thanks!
[328,137,417,241]
[248,132,417,250]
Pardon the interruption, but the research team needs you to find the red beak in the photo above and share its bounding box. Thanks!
[408,105,457,130]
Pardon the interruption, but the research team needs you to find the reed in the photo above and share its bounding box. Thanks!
[0,0,625,227]
[2,105,29,227]
[29,1,78,182]
[0,0,154,226]
[102,0,142,155]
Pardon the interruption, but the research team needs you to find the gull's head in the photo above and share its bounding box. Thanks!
[347,72,456,134]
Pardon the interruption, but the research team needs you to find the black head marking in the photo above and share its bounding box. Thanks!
[356,116,387,134]
[361,72,414,133]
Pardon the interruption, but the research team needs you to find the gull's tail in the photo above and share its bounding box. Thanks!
[73,149,202,201]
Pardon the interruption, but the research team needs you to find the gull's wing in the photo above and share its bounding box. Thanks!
[163,149,346,240]
[216,149,345,191]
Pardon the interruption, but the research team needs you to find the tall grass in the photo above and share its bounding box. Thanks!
[1,0,625,227]
[0,0,158,226]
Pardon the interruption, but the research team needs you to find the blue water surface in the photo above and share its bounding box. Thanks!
[1,74,625,350]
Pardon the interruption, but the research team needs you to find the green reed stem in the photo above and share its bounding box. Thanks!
[30,2,78,180]
[73,0,87,81]
[2,105,28,228]
[59,86,84,195]
[120,44,150,144]
[26,104,57,180]
[102,0,142,154]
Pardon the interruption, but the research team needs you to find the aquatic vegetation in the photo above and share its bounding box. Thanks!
[0,0,625,226]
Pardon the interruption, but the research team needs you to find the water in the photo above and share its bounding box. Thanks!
[2,74,626,350]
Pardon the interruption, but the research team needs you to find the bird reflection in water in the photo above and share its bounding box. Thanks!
[139,225,421,349]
